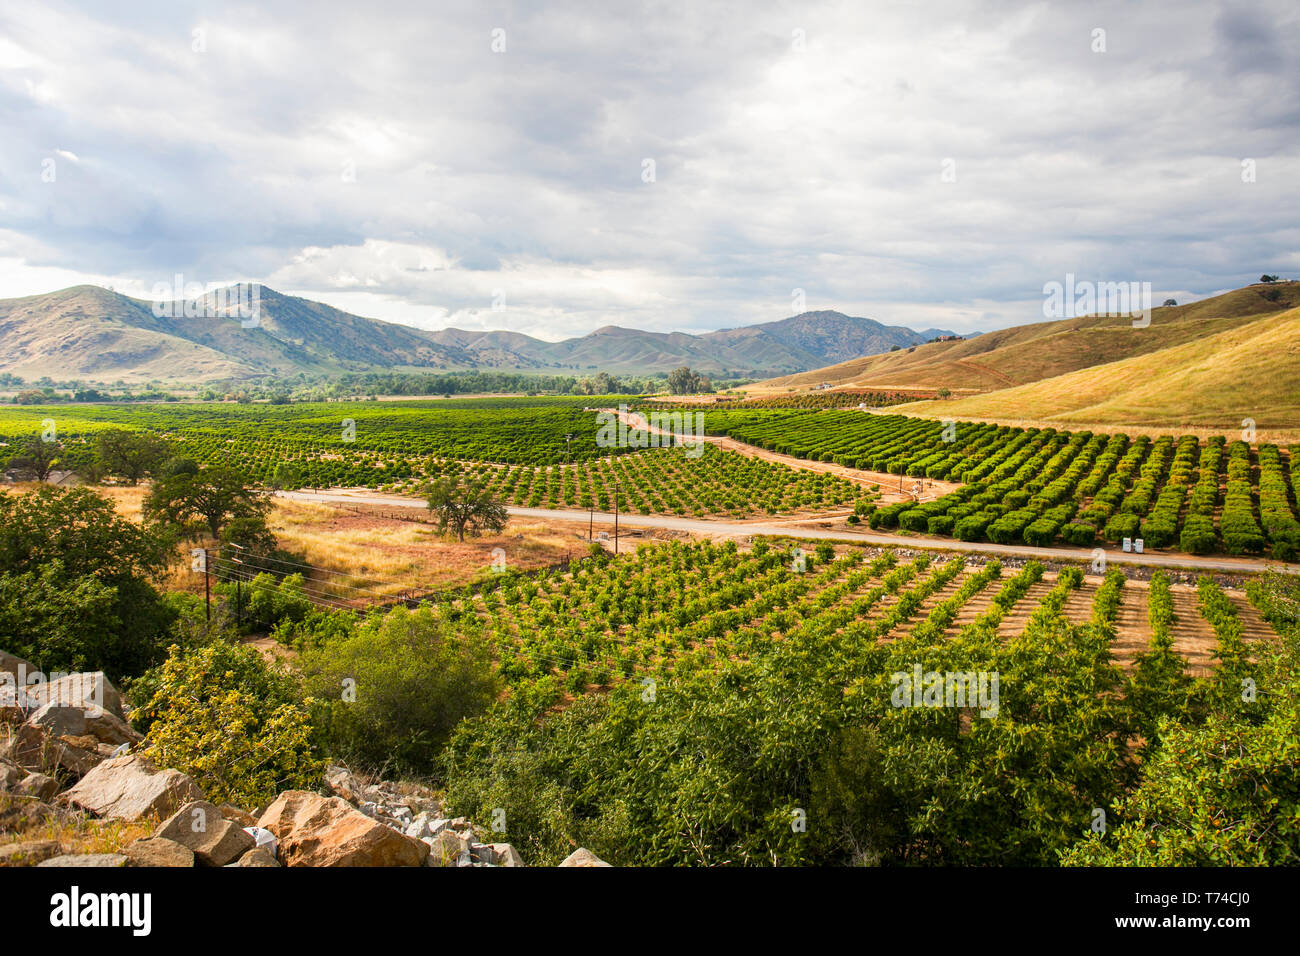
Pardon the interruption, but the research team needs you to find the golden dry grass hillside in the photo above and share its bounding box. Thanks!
[757,282,1300,394]
[898,305,1300,434]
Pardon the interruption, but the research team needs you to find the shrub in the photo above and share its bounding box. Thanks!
[1179,516,1218,554]
[134,641,323,807]
[953,512,992,541]
[1060,522,1096,547]
[299,606,501,778]
[927,515,954,536]
[1102,512,1140,543]
[898,509,929,533]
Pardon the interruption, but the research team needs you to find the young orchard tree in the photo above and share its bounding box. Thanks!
[143,464,273,543]
[424,477,508,542]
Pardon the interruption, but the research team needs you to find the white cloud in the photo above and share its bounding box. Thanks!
[0,0,1296,339]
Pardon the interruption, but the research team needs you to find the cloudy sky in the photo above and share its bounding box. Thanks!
[1,0,1297,340]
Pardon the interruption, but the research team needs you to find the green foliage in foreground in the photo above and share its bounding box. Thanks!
[440,563,1299,867]
[131,640,324,808]
[1063,614,1299,866]
[0,486,174,680]
[441,563,1134,866]
[298,606,501,779]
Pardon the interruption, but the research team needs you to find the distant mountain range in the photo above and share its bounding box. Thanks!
[0,285,960,383]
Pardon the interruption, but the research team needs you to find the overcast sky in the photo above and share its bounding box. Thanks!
[1,0,1297,340]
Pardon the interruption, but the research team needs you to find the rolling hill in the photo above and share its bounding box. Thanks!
[898,303,1300,432]
[0,286,954,384]
[758,282,1300,394]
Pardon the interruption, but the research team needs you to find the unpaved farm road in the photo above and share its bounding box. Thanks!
[281,490,1300,576]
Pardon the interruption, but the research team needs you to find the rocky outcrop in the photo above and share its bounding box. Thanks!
[24,672,125,720]
[27,701,140,747]
[61,754,202,822]
[226,847,280,867]
[257,790,430,867]
[154,801,256,867]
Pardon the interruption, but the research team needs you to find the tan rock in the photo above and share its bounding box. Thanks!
[218,803,257,827]
[0,840,61,866]
[225,847,280,867]
[0,760,22,790]
[61,754,202,822]
[558,848,611,867]
[24,672,124,720]
[13,772,58,801]
[123,837,195,868]
[154,800,255,867]
[257,790,429,867]
[37,853,128,867]
[26,702,140,747]
[424,829,469,867]
[0,650,34,683]
[1,723,101,777]
[491,842,525,867]
[0,795,71,832]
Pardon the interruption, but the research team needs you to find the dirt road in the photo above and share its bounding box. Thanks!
[280,490,1300,576]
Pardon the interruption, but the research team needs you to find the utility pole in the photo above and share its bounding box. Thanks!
[203,548,211,622]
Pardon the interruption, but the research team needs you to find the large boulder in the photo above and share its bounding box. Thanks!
[257,790,430,867]
[123,837,195,868]
[558,848,612,867]
[0,723,102,778]
[61,755,201,822]
[24,672,124,720]
[153,801,255,867]
[26,702,140,747]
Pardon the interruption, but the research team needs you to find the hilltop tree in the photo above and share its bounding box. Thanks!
[424,477,508,542]
[96,429,172,485]
[1260,274,1280,283]
[143,465,272,542]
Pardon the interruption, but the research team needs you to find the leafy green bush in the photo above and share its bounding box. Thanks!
[927,514,954,535]
[133,641,323,807]
[299,606,500,778]
[0,486,174,681]
[1060,522,1096,547]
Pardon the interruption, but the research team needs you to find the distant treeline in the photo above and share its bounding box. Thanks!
[2,369,758,404]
